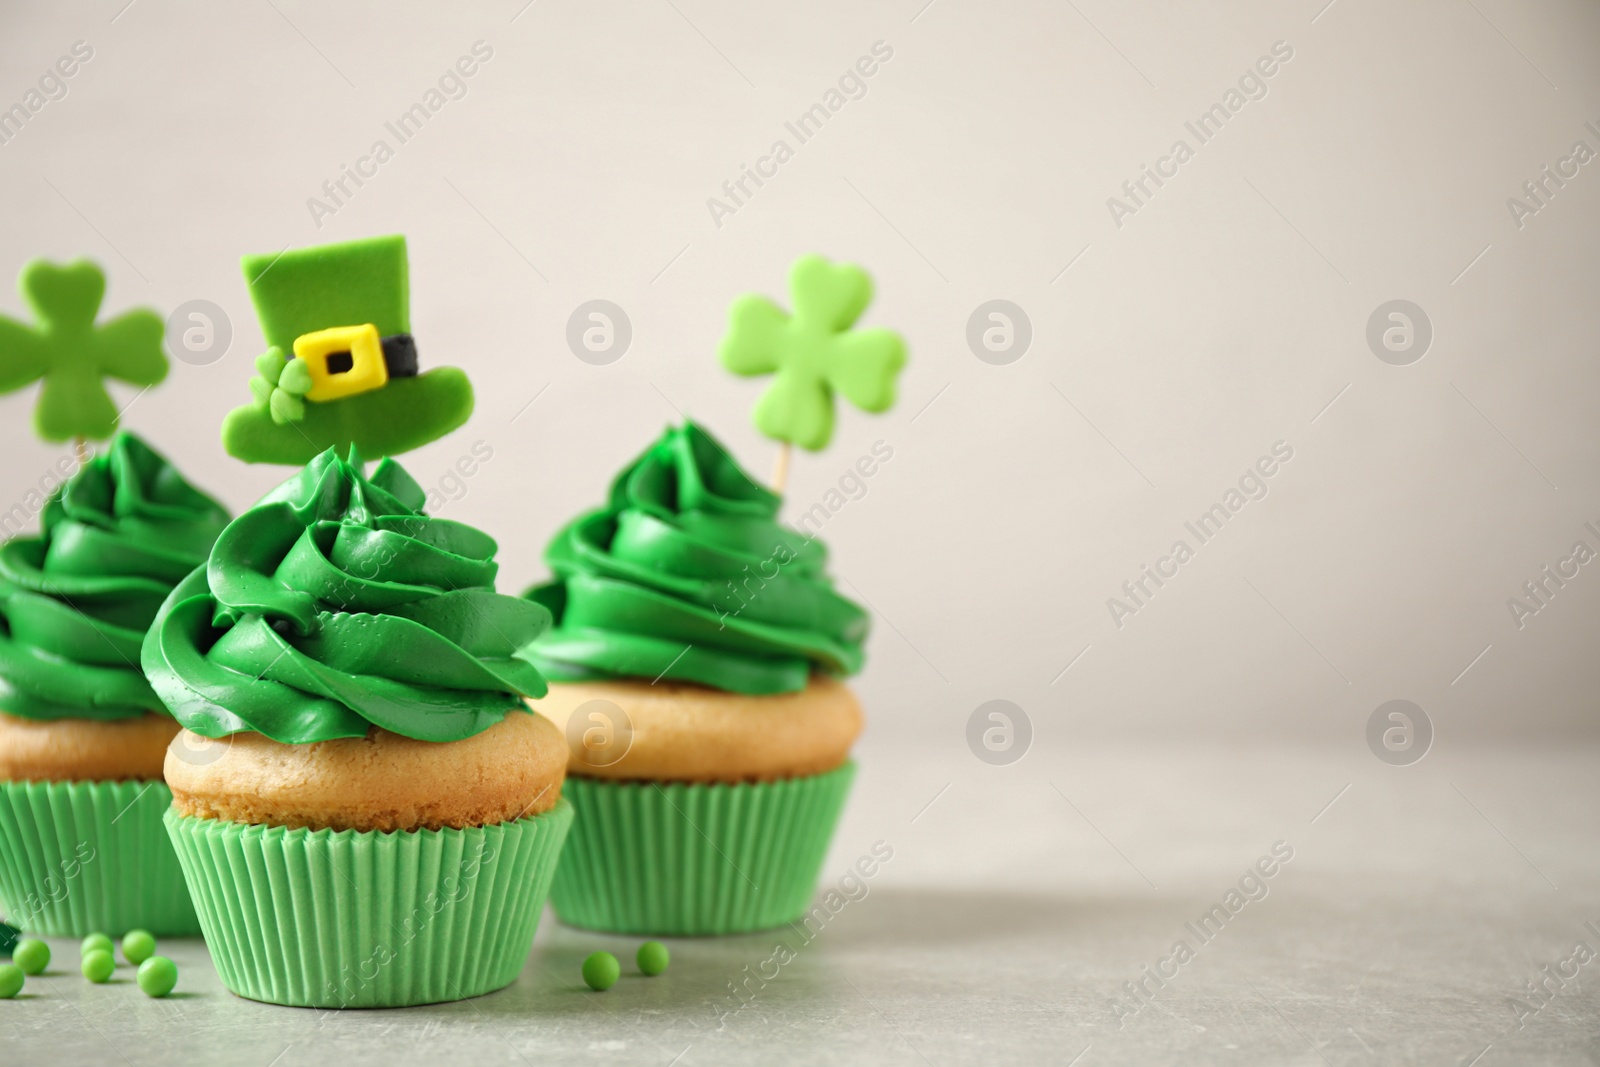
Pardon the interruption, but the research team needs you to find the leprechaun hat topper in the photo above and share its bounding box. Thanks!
[221,235,473,464]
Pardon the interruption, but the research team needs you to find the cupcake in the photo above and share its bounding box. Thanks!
[0,432,229,936]
[524,420,866,935]
[144,448,571,1008]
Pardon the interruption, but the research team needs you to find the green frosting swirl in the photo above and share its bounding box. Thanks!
[523,421,867,695]
[143,448,550,743]
[0,433,229,721]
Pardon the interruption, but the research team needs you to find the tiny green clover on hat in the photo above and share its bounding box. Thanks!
[222,235,474,464]
[718,254,907,452]
[0,259,166,442]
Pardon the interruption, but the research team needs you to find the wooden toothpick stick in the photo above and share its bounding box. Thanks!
[771,442,791,494]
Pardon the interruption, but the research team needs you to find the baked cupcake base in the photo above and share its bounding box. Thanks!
[164,714,567,832]
[550,762,854,936]
[529,675,862,782]
[167,798,573,1008]
[0,712,177,782]
[0,779,199,936]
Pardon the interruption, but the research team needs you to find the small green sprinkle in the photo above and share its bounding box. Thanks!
[13,939,49,975]
[636,941,669,976]
[0,964,23,998]
[80,933,113,958]
[81,949,114,983]
[582,951,620,991]
[136,956,178,998]
[121,930,156,966]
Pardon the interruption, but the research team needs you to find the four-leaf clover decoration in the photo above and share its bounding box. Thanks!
[0,259,167,442]
[718,254,907,451]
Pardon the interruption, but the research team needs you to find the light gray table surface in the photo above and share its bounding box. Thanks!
[7,734,1598,1066]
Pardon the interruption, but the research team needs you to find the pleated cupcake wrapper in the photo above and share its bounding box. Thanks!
[0,779,200,937]
[165,799,573,1009]
[551,762,855,936]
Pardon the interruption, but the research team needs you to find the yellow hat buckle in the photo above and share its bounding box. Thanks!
[292,323,388,402]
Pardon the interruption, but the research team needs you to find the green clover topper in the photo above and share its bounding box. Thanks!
[718,254,907,454]
[0,259,166,443]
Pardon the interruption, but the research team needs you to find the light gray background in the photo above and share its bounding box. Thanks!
[1,1,1598,1064]
[2,0,1597,744]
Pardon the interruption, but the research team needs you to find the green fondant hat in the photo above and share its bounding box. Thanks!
[243,234,410,353]
[223,234,473,466]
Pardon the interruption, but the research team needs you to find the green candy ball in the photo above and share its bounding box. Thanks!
[0,964,23,999]
[121,930,156,966]
[80,933,113,958]
[81,949,114,983]
[136,956,178,998]
[13,939,49,975]
[636,941,670,977]
[582,951,620,992]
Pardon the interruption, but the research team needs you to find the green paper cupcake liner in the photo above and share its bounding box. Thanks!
[0,779,200,937]
[165,798,573,1008]
[551,761,855,936]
